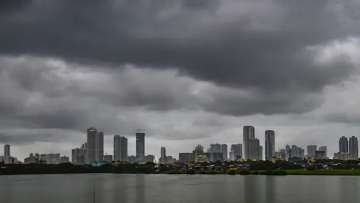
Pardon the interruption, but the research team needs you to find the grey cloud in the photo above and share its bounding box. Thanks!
[0,128,81,145]
[0,53,358,135]
[0,55,321,131]
[0,0,359,109]
[0,0,31,13]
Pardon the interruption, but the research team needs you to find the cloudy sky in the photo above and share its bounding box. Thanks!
[1,0,360,160]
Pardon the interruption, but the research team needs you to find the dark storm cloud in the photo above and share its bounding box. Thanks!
[1,0,358,97]
[0,0,359,134]
[0,0,31,13]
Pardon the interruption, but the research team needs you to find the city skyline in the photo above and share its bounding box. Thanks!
[1,125,360,163]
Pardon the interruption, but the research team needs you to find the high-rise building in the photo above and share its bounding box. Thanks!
[307,145,317,159]
[221,144,228,160]
[265,130,275,161]
[208,144,223,162]
[230,144,242,161]
[86,127,104,164]
[243,126,255,160]
[136,132,145,163]
[339,136,349,153]
[287,145,305,160]
[4,144,10,164]
[349,136,358,160]
[249,138,261,161]
[96,131,104,161]
[161,146,166,159]
[159,146,167,164]
[86,127,97,163]
[72,143,87,165]
[208,144,228,162]
[114,135,128,162]
[243,126,262,160]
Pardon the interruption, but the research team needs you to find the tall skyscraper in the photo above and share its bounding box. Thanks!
[96,131,104,161]
[86,127,104,163]
[307,145,317,159]
[86,127,97,163]
[221,144,228,160]
[243,126,262,160]
[114,135,128,162]
[4,144,10,164]
[249,138,261,160]
[265,130,275,161]
[230,144,242,161]
[136,131,145,163]
[349,136,358,160]
[159,146,167,164]
[243,126,255,160]
[161,146,166,159]
[339,136,349,153]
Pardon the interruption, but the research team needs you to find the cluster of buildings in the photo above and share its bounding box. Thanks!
[71,127,153,165]
[24,153,69,164]
[176,126,357,163]
[1,126,360,165]
[333,136,359,160]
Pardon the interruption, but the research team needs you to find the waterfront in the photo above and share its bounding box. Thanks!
[1,174,360,203]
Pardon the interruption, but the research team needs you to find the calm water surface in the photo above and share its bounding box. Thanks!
[1,174,360,203]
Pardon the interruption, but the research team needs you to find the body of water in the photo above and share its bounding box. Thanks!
[0,174,360,203]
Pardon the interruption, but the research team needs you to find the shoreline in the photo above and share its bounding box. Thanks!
[3,162,360,176]
[2,169,360,176]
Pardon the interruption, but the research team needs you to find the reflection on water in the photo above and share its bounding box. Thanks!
[1,174,360,203]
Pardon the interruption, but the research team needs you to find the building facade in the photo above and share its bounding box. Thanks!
[86,127,104,164]
[339,136,349,153]
[136,132,145,163]
[4,144,10,164]
[72,143,87,165]
[230,144,242,161]
[307,145,317,159]
[349,136,358,160]
[114,135,128,162]
[265,130,275,161]
[243,126,255,160]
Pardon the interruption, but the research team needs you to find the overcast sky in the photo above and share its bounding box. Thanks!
[1,0,360,160]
